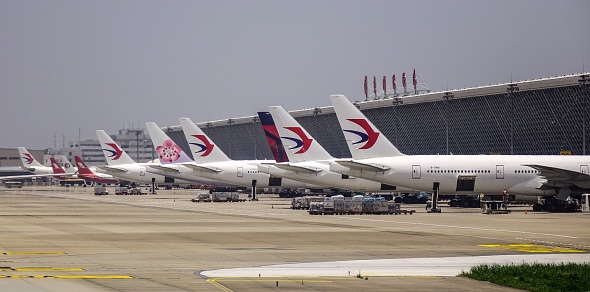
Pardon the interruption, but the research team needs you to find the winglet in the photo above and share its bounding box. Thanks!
[257,112,289,163]
[330,95,404,159]
[179,117,231,163]
[95,130,136,165]
[145,122,194,164]
[268,106,334,162]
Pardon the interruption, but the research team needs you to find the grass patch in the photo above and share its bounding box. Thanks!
[460,262,590,292]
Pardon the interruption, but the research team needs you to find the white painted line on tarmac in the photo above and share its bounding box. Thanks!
[201,253,590,278]
[335,216,577,239]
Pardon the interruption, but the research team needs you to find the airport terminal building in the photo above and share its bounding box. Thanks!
[163,73,590,160]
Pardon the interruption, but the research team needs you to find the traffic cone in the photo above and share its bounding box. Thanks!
[272,205,274,209]
[525,210,527,214]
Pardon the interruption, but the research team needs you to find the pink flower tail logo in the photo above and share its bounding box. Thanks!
[156,140,183,162]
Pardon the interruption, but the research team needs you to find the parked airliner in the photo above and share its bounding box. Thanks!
[258,107,413,193]
[147,119,323,190]
[329,94,590,211]
[95,130,204,186]
[74,156,120,184]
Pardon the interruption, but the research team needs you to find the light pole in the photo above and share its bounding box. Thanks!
[506,84,519,155]
[443,92,454,155]
[135,131,140,161]
[579,74,590,155]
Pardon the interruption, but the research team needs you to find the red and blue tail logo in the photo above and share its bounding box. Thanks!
[258,112,289,162]
[22,153,34,164]
[344,119,380,149]
[189,135,214,157]
[283,127,312,154]
[102,143,123,160]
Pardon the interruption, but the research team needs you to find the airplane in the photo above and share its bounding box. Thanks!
[18,147,53,175]
[74,156,120,184]
[258,107,414,193]
[50,155,78,175]
[95,130,203,186]
[329,94,590,211]
[258,112,289,163]
[49,157,76,180]
[0,149,77,182]
[173,118,325,191]
[137,122,225,187]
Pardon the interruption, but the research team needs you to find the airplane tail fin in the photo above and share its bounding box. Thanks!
[74,156,94,175]
[268,106,334,162]
[95,130,136,165]
[330,95,404,159]
[55,155,77,174]
[179,117,231,163]
[145,122,194,164]
[50,157,66,174]
[18,147,45,167]
[257,112,289,163]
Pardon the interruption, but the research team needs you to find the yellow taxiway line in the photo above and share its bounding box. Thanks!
[0,275,132,279]
[0,252,66,255]
[479,244,584,253]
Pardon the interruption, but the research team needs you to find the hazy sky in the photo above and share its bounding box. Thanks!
[1,0,589,149]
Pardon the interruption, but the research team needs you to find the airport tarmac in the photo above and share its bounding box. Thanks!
[0,186,588,291]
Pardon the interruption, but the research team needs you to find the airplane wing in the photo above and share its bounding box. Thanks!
[148,165,181,173]
[97,166,128,173]
[0,173,76,181]
[335,159,390,172]
[181,164,221,173]
[273,163,322,174]
[526,164,590,185]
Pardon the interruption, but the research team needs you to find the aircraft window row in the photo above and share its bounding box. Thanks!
[426,169,490,174]
[514,170,540,173]
[247,170,260,174]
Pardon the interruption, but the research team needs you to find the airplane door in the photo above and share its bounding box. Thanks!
[140,167,146,176]
[412,165,421,179]
[237,167,243,177]
[581,165,589,175]
[495,165,504,179]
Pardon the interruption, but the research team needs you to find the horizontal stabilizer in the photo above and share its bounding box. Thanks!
[97,166,128,173]
[20,166,36,172]
[181,164,221,173]
[335,159,390,172]
[273,163,322,174]
[147,165,181,173]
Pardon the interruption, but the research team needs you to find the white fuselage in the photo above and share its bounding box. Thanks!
[330,155,590,197]
[169,160,324,189]
[261,160,414,193]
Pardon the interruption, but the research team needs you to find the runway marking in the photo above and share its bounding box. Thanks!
[0,252,66,255]
[336,216,577,238]
[516,238,590,249]
[479,244,584,253]
[207,278,234,292]
[0,275,133,279]
[0,268,84,271]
